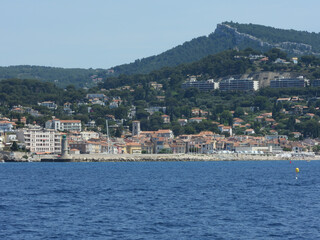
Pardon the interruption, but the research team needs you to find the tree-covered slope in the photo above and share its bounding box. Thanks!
[0,65,105,88]
[112,22,320,75]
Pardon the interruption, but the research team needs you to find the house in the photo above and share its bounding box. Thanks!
[189,117,206,123]
[149,82,163,90]
[86,141,101,154]
[126,142,142,154]
[0,121,15,132]
[306,113,315,118]
[90,98,105,106]
[170,139,187,154]
[200,140,216,154]
[245,129,255,135]
[292,132,302,139]
[80,131,99,141]
[86,120,96,128]
[265,118,276,125]
[255,116,264,122]
[152,137,170,153]
[218,125,233,136]
[11,106,25,114]
[233,118,244,124]
[156,96,165,102]
[109,99,122,109]
[178,119,188,126]
[276,97,291,103]
[86,94,106,100]
[141,141,154,154]
[154,129,174,139]
[192,108,200,116]
[145,106,166,115]
[161,115,170,124]
[38,101,57,110]
[63,102,73,115]
[20,117,27,124]
[70,149,80,154]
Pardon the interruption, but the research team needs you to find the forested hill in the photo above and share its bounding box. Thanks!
[2,22,320,87]
[0,65,105,88]
[112,22,320,75]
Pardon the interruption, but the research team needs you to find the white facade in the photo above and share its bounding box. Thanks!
[16,128,61,153]
[81,131,99,140]
[38,101,57,109]
[46,119,82,132]
[0,121,14,132]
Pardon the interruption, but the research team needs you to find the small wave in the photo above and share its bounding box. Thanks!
[267,222,285,227]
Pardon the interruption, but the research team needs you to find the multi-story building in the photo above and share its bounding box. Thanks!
[0,121,15,133]
[270,77,307,88]
[45,119,82,132]
[145,106,166,115]
[311,79,320,87]
[16,127,61,153]
[38,101,58,110]
[86,94,106,100]
[80,131,99,140]
[219,78,259,91]
[182,79,219,91]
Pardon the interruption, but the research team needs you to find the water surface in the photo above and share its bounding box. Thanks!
[1,161,319,239]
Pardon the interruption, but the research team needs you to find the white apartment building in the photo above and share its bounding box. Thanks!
[45,119,82,132]
[0,121,14,132]
[16,127,62,154]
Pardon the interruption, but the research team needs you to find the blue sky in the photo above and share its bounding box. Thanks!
[1,0,319,69]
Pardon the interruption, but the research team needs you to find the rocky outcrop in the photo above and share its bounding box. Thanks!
[215,23,319,56]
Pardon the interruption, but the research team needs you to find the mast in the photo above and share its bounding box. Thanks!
[106,119,110,154]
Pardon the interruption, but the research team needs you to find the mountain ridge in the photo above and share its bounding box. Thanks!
[111,22,320,75]
[1,22,320,87]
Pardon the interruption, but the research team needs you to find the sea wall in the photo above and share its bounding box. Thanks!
[2,152,319,162]
[48,153,320,162]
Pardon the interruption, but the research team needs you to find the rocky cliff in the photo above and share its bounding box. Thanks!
[215,23,318,56]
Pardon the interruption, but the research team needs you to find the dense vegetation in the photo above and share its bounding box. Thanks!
[0,65,105,88]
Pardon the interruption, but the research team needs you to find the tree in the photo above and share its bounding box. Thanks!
[10,141,19,151]
[234,107,244,118]
[220,110,233,126]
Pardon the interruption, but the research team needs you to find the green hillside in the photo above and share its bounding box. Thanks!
[0,65,105,88]
[111,22,320,75]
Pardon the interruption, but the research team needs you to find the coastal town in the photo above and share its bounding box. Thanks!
[1,52,320,161]
[1,86,320,161]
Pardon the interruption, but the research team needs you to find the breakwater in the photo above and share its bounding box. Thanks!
[41,153,320,162]
[2,151,319,162]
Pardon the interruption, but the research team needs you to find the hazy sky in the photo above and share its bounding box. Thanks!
[1,0,319,69]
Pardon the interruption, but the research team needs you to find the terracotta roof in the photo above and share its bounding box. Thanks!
[60,120,81,123]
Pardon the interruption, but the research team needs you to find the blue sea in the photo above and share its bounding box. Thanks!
[1,161,320,239]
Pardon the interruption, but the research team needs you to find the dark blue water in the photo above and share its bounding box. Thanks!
[1,161,320,239]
